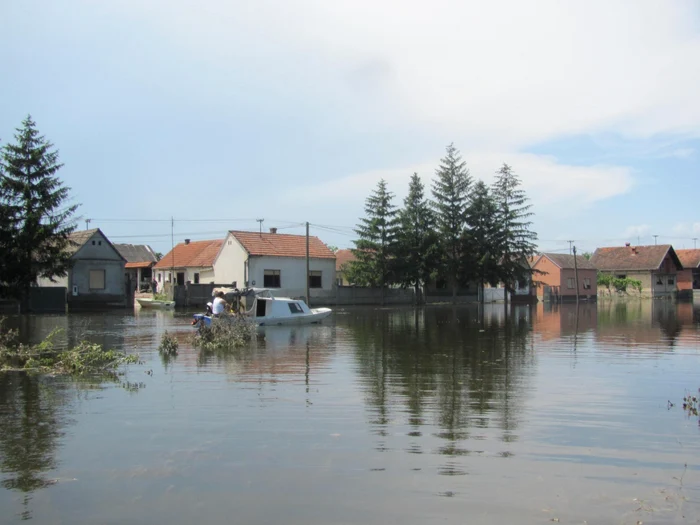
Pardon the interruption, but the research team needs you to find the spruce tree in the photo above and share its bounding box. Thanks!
[0,116,78,309]
[395,173,439,303]
[465,180,499,301]
[431,143,471,301]
[491,163,537,298]
[351,179,399,303]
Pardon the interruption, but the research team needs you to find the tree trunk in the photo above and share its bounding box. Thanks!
[19,283,31,314]
[414,282,421,305]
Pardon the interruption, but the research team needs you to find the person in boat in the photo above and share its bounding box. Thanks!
[211,291,228,318]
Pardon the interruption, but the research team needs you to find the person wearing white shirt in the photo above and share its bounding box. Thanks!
[212,291,227,317]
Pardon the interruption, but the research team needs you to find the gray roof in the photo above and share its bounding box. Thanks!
[114,243,158,263]
[541,253,597,270]
[67,228,99,254]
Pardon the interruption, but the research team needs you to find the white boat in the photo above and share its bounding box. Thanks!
[136,297,175,309]
[193,288,332,327]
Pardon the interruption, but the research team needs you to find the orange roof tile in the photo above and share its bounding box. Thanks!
[676,249,700,269]
[229,231,335,259]
[335,249,356,270]
[125,261,154,269]
[154,239,223,269]
[590,244,681,271]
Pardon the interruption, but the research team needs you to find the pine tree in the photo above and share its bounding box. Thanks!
[0,116,78,309]
[491,163,537,299]
[351,179,399,303]
[431,143,471,301]
[465,180,500,301]
[395,173,439,303]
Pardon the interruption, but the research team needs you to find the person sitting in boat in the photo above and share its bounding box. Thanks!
[212,291,228,318]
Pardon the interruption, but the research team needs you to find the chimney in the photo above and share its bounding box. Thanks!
[269,227,277,234]
[184,239,190,245]
[625,242,631,247]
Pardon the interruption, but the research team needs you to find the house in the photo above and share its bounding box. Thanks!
[114,244,159,292]
[675,249,700,297]
[335,249,356,286]
[590,244,683,296]
[154,238,223,289]
[213,228,336,298]
[36,228,128,308]
[531,253,597,301]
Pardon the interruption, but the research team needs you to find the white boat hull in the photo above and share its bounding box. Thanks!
[256,308,332,326]
[137,298,175,309]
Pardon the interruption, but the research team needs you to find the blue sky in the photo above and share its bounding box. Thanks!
[1,0,699,255]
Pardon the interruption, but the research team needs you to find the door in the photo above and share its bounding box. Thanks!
[177,272,185,286]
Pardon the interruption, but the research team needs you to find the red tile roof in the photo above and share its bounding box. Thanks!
[125,261,154,269]
[541,253,597,270]
[590,244,681,271]
[676,249,700,269]
[229,231,335,259]
[335,249,356,270]
[154,239,223,269]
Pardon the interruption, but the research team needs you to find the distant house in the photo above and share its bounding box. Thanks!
[335,249,356,286]
[114,244,159,292]
[154,238,223,288]
[213,229,336,298]
[676,249,700,296]
[37,228,128,308]
[531,253,597,301]
[590,244,683,296]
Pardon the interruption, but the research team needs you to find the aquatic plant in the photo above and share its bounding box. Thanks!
[191,317,256,351]
[683,391,699,418]
[158,331,179,356]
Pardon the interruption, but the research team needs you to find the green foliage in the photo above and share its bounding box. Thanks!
[327,245,339,253]
[464,180,500,290]
[351,179,400,288]
[158,331,179,356]
[582,251,593,260]
[431,144,471,295]
[394,173,439,296]
[0,116,79,304]
[597,273,642,293]
[491,163,537,291]
[0,319,139,377]
[154,292,170,301]
[191,318,257,351]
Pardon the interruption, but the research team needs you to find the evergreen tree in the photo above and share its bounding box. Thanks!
[491,163,537,298]
[465,180,499,300]
[351,179,399,303]
[0,116,78,309]
[431,143,471,301]
[395,173,439,303]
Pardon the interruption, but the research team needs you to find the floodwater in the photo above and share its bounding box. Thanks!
[1,301,700,524]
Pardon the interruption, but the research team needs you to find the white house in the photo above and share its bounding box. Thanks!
[213,229,336,298]
[37,228,128,308]
[154,238,223,289]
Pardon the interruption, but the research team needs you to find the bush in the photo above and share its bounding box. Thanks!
[158,331,179,356]
[191,317,257,351]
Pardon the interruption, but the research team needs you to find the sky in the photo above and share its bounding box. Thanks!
[1,0,699,255]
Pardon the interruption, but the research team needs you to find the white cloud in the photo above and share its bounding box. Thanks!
[624,224,652,238]
[664,148,695,159]
[102,0,700,150]
[671,222,700,237]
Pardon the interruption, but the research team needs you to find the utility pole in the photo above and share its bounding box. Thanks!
[573,245,580,304]
[170,216,175,298]
[305,222,310,307]
[256,218,264,237]
[694,238,698,249]
[85,218,91,230]
[567,240,574,255]
[653,235,658,245]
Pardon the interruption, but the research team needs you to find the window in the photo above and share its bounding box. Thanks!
[157,274,161,282]
[264,270,281,288]
[194,273,200,284]
[309,271,322,288]
[656,276,663,285]
[288,302,303,314]
[567,278,575,289]
[91,240,95,245]
[583,278,591,290]
[89,269,105,290]
[668,276,675,285]
[616,274,626,279]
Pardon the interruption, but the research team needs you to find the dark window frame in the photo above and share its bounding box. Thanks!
[264,270,281,288]
[288,302,303,314]
[308,270,322,289]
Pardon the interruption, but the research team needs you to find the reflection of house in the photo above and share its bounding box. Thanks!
[37,228,127,308]
[114,244,158,292]
[335,249,356,286]
[531,253,597,301]
[591,244,683,296]
[213,229,336,297]
[676,249,700,297]
[531,302,598,341]
[154,238,223,288]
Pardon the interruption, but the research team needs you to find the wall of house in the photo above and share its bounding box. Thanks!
[597,270,653,295]
[248,256,336,297]
[155,267,215,289]
[69,259,126,306]
[558,268,598,297]
[677,269,693,291]
[212,235,248,286]
[532,256,561,297]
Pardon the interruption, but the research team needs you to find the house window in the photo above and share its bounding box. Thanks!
[668,276,675,285]
[567,278,575,289]
[656,276,663,285]
[309,271,322,288]
[92,240,95,245]
[157,273,161,282]
[89,269,105,290]
[288,302,303,314]
[583,278,591,290]
[616,274,626,279]
[194,273,200,284]
[264,270,281,288]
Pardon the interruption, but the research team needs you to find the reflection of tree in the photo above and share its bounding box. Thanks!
[348,306,533,463]
[0,373,70,520]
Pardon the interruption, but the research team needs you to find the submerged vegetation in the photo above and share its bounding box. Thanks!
[597,274,643,294]
[0,319,139,378]
[191,318,257,351]
[158,331,179,356]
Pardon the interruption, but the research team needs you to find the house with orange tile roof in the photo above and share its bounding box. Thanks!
[590,244,683,296]
[154,238,223,289]
[334,249,356,286]
[675,249,700,296]
[213,228,336,297]
[531,253,598,302]
[114,243,159,292]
